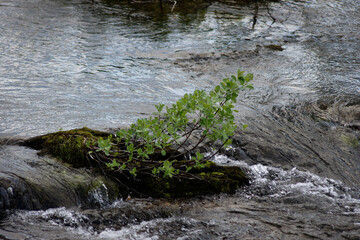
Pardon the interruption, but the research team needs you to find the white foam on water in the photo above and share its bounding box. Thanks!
[97,217,200,240]
[13,207,94,237]
[88,183,110,208]
[213,154,360,206]
[14,208,202,239]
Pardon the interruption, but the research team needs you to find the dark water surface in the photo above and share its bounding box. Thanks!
[0,0,359,239]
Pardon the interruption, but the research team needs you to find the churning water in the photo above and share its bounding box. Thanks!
[0,0,359,239]
[1,155,359,239]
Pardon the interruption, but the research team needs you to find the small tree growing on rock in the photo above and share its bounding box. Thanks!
[23,70,254,198]
[90,70,254,179]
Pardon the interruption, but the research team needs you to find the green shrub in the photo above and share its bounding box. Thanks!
[94,70,254,178]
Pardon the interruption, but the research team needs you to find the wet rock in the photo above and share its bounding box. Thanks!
[0,177,46,210]
[0,187,10,209]
[0,145,120,210]
[226,100,360,187]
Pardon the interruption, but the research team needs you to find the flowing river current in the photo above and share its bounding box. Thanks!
[0,0,359,239]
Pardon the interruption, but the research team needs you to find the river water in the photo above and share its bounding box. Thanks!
[0,0,359,239]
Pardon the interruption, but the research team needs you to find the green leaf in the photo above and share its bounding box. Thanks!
[246,84,254,90]
[130,167,137,177]
[161,150,166,156]
[245,73,254,82]
[239,77,245,86]
[137,148,143,155]
[127,143,134,153]
[237,70,245,77]
[145,144,154,155]
[195,151,204,161]
[155,103,165,113]
[97,136,112,156]
[107,159,120,170]
[120,163,126,170]
[152,167,159,175]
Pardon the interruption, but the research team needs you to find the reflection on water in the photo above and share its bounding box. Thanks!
[0,0,293,137]
[0,0,258,137]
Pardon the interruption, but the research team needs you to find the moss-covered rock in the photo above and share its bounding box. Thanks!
[22,127,109,167]
[23,127,249,198]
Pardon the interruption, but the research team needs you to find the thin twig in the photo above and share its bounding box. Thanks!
[171,1,177,13]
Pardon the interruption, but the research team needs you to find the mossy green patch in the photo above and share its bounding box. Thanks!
[23,127,109,167]
[340,135,360,148]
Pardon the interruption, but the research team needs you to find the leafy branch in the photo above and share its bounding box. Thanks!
[89,70,254,178]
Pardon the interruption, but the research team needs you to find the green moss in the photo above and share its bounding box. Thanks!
[340,135,359,148]
[210,172,225,176]
[203,161,216,168]
[24,127,109,167]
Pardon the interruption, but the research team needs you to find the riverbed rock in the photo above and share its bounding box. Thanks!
[0,144,120,210]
